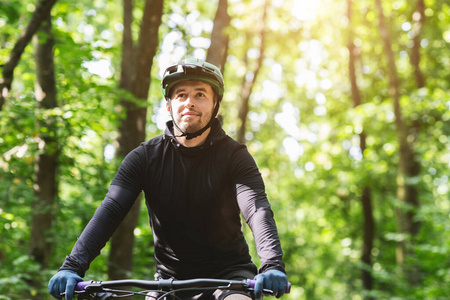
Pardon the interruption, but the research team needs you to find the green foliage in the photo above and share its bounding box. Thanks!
[0,255,56,299]
[0,0,449,299]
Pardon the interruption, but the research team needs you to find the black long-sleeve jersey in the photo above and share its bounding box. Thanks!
[61,119,285,279]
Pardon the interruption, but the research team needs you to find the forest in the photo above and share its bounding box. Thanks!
[0,0,449,299]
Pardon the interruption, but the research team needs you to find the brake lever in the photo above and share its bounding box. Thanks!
[263,288,275,296]
[247,288,275,297]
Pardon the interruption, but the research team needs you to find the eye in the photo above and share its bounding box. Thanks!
[196,92,205,98]
[176,93,187,99]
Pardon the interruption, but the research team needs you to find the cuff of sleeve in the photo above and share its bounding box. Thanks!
[60,255,86,277]
[258,260,286,275]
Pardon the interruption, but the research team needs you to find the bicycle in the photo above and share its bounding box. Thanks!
[70,277,291,299]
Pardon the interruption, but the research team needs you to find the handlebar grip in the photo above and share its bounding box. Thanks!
[75,280,94,291]
[246,279,291,294]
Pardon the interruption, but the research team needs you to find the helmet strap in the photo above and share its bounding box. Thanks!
[168,99,220,140]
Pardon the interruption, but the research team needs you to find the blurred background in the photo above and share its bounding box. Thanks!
[0,0,449,299]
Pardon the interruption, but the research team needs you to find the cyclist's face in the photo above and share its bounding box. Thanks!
[167,81,216,134]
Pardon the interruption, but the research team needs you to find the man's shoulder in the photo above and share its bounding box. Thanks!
[215,134,247,155]
[141,134,166,148]
[125,135,166,159]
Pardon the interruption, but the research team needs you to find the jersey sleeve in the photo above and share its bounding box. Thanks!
[60,147,146,276]
[231,146,286,274]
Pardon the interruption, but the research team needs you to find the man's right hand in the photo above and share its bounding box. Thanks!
[48,270,83,300]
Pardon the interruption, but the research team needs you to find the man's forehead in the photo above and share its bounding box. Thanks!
[172,81,213,92]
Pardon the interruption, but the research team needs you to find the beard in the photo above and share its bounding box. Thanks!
[174,106,215,134]
[181,117,204,133]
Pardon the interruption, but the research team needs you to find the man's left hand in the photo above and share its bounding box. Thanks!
[253,269,288,299]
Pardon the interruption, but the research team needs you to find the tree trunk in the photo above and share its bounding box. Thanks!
[0,0,58,111]
[29,8,58,281]
[237,47,252,144]
[108,0,135,280]
[119,0,134,93]
[347,0,375,296]
[108,0,163,280]
[374,0,421,285]
[237,0,268,144]
[410,0,425,88]
[206,0,231,74]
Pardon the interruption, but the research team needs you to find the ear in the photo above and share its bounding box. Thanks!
[216,102,221,117]
[166,100,170,113]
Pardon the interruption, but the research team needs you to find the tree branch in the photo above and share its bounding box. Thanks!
[0,0,58,111]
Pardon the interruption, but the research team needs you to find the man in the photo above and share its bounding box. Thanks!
[48,58,288,300]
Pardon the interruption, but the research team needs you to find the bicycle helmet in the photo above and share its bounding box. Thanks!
[161,58,224,101]
[161,58,225,140]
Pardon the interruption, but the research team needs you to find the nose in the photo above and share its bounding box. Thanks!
[185,95,195,108]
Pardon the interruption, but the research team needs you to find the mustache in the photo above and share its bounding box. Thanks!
[182,109,201,115]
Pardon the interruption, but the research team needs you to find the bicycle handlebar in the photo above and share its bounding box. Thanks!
[75,278,291,294]
[247,279,291,294]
